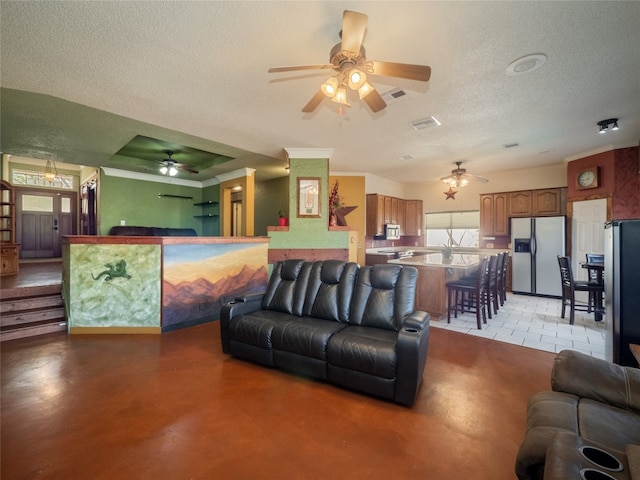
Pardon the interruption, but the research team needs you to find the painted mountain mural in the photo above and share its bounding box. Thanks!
[161,243,268,330]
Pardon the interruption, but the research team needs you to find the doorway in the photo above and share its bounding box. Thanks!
[16,188,78,258]
[571,198,607,282]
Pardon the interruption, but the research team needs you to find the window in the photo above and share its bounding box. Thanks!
[425,211,479,247]
[12,169,74,190]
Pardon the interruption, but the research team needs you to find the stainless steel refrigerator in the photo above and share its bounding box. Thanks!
[604,219,640,366]
[511,216,566,297]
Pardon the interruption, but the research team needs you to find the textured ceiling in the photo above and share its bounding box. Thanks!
[1,1,639,185]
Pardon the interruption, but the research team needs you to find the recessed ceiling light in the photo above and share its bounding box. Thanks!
[505,54,547,76]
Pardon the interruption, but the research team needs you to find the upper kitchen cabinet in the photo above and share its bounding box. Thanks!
[404,200,423,236]
[533,188,566,216]
[508,188,566,217]
[480,193,508,236]
[508,191,533,217]
[366,195,422,237]
[366,194,386,237]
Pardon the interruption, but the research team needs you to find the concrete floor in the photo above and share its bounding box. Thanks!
[1,322,555,479]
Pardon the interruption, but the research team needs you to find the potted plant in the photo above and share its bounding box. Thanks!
[278,210,288,227]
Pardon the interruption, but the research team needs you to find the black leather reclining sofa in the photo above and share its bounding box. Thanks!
[220,259,430,406]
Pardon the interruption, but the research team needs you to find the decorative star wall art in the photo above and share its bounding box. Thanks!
[444,187,458,200]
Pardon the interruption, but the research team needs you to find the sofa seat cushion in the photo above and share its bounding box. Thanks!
[271,317,347,360]
[327,326,398,379]
[228,311,294,349]
[578,398,640,450]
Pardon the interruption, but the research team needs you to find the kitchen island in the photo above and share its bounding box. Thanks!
[388,253,482,317]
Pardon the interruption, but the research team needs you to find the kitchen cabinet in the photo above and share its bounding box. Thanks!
[366,194,385,236]
[508,188,566,217]
[366,195,422,237]
[397,199,406,235]
[404,200,423,236]
[533,188,566,216]
[508,191,533,217]
[480,193,508,236]
[384,196,392,224]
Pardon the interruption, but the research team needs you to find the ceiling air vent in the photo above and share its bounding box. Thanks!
[410,116,441,131]
[380,87,407,104]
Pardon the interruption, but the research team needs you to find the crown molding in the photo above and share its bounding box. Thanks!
[101,167,202,187]
[284,148,334,160]
[214,167,256,183]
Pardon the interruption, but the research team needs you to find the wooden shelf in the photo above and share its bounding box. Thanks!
[1,180,19,275]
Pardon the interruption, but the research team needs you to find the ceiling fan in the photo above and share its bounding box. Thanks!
[158,151,199,176]
[440,162,489,188]
[268,10,431,113]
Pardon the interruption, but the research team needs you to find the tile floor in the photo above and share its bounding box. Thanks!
[430,292,606,359]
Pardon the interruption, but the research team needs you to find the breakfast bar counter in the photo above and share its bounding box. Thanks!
[388,253,482,316]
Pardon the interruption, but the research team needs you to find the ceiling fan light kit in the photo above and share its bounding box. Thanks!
[268,10,431,113]
[440,161,489,189]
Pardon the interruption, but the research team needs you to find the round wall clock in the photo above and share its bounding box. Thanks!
[576,167,599,190]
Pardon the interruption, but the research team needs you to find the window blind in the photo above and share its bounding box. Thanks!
[425,211,479,229]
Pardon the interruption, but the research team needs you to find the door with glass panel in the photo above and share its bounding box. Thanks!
[16,189,77,258]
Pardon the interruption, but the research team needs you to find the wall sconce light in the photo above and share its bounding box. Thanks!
[597,118,619,134]
[44,159,58,182]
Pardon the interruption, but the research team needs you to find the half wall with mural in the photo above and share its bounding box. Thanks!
[63,236,269,333]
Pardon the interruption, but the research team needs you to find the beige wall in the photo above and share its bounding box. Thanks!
[405,163,567,213]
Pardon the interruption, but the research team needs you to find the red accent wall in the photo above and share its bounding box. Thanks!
[567,146,640,220]
[567,150,615,200]
[612,147,640,219]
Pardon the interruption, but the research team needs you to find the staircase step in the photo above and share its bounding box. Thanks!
[0,321,67,342]
[0,294,63,314]
[1,307,66,328]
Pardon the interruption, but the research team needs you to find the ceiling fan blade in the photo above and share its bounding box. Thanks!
[302,90,326,113]
[369,61,432,82]
[341,10,368,54]
[268,64,334,73]
[466,173,489,183]
[363,88,387,113]
[177,164,199,174]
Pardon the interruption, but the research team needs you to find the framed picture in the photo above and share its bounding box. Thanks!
[297,177,321,218]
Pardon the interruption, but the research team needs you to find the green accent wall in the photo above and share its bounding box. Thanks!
[199,184,220,236]
[255,176,289,236]
[268,157,350,250]
[99,171,205,235]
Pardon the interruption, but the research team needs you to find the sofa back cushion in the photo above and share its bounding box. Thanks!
[302,260,359,322]
[262,259,311,316]
[349,265,418,331]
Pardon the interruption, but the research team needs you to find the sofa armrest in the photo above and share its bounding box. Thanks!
[233,292,265,303]
[552,349,640,413]
[394,310,430,406]
[402,310,430,332]
[219,295,264,353]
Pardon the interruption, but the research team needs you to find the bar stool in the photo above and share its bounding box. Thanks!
[446,256,489,329]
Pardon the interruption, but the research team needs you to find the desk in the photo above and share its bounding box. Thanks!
[581,261,605,321]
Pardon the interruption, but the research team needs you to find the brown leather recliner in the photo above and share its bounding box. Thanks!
[515,349,640,479]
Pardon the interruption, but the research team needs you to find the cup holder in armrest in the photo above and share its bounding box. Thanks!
[579,446,624,472]
[403,328,419,333]
[580,468,618,480]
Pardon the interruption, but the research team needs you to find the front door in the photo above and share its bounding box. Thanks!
[16,188,77,258]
